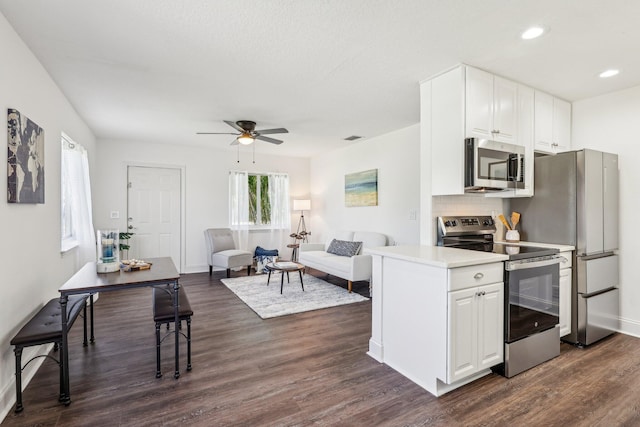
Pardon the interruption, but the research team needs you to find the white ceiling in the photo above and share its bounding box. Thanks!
[1,0,639,158]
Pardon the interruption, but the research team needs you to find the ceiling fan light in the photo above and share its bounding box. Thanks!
[237,134,254,145]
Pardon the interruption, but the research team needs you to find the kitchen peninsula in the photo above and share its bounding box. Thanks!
[365,245,508,396]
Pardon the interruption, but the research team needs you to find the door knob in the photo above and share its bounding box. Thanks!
[128,225,135,230]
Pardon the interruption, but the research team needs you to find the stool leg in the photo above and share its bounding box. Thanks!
[90,294,95,344]
[58,341,65,402]
[83,301,88,347]
[14,346,23,413]
[187,317,192,371]
[155,322,162,378]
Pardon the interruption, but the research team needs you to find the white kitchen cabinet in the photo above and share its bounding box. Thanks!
[370,251,505,397]
[426,65,532,197]
[558,251,573,338]
[534,91,572,154]
[448,281,504,383]
[465,67,517,144]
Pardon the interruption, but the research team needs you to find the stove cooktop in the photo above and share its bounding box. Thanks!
[437,215,559,260]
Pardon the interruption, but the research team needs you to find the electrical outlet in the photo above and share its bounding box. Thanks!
[110,211,120,219]
[408,209,417,221]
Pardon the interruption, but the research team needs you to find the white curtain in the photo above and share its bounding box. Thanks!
[62,138,96,263]
[228,170,249,250]
[268,173,291,255]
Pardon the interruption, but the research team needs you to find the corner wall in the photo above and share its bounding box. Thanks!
[572,85,640,338]
[0,12,97,420]
[309,124,420,246]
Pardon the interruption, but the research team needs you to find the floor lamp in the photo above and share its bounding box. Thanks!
[293,199,311,243]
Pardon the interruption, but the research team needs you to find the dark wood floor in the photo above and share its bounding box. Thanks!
[3,270,640,427]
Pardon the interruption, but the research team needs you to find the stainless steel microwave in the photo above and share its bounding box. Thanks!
[464,138,525,193]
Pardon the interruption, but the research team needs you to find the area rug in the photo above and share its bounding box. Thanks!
[221,273,369,319]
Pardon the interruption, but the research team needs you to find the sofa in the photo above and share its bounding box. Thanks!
[298,231,388,292]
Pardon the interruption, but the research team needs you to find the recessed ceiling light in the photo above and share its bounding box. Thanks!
[599,69,619,78]
[521,27,545,40]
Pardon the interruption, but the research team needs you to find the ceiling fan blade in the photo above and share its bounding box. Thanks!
[255,127,289,135]
[197,132,238,135]
[224,120,245,132]
[256,135,283,145]
[230,139,239,146]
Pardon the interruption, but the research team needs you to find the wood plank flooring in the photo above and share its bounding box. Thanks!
[3,270,640,426]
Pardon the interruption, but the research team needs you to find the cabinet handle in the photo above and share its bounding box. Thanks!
[476,291,486,297]
[560,256,569,264]
[474,273,484,279]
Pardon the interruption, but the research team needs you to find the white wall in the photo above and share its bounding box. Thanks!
[573,85,640,338]
[309,124,420,246]
[0,12,97,419]
[92,139,310,273]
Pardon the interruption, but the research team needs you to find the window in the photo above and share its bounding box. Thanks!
[229,171,290,229]
[61,134,95,257]
[248,174,271,226]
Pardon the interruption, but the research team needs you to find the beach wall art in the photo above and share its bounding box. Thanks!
[7,108,45,203]
[345,169,378,207]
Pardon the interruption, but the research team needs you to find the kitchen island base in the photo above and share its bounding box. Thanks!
[366,246,507,397]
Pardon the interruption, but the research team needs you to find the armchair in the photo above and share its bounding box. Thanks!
[204,228,252,278]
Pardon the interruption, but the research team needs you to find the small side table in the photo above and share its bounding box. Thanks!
[287,243,300,262]
[265,261,305,294]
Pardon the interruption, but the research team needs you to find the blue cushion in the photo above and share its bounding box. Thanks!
[326,239,362,257]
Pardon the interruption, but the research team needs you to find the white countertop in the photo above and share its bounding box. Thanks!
[495,240,575,252]
[365,245,508,269]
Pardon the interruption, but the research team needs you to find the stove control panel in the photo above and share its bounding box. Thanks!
[437,215,497,236]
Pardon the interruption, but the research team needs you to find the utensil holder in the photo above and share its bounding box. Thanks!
[505,230,520,243]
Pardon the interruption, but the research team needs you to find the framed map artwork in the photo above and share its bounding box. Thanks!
[7,108,45,203]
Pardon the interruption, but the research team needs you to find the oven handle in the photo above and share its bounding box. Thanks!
[505,256,561,271]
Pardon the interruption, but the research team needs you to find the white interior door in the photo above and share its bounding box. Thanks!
[127,166,181,270]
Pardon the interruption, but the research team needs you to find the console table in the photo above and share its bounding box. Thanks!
[58,257,180,405]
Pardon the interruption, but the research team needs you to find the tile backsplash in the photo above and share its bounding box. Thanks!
[432,195,509,241]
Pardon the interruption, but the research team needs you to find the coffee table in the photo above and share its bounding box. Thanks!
[265,261,305,294]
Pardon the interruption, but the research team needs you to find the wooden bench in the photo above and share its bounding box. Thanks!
[10,294,92,413]
[153,286,193,378]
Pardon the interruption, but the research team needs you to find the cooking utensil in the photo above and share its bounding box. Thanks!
[498,214,511,230]
[511,212,521,230]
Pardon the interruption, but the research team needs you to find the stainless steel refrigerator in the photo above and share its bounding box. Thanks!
[512,149,619,346]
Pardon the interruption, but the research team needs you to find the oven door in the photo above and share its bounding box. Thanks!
[505,257,560,343]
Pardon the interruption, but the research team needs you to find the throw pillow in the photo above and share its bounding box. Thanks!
[326,239,362,257]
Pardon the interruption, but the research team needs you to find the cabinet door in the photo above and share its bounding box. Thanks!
[559,268,572,337]
[534,91,554,153]
[553,98,572,152]
[447,287,478,383]
[477,282,504,369]
[514,84,535,197]
[465,67,494,140]
[493,77,517,144]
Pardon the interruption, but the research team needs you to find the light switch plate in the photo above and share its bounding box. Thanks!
[110,211,120,219]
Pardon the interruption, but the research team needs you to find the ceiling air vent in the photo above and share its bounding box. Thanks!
[344,135,363,141]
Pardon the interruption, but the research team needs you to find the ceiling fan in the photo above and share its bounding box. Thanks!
[197,120,288,145]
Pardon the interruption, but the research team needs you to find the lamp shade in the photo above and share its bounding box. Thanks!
[293,199,311,211]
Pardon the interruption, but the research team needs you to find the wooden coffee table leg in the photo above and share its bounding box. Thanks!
[267,270,272,286]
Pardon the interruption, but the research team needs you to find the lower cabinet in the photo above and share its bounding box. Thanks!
[558,251,573,338]
[447,282,504,383]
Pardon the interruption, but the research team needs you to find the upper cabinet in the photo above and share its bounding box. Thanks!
[465,67,517,145]
[423,64,571,197]
[534,91,572,154]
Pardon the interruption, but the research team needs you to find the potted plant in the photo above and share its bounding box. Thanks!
[119,232,134,260]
